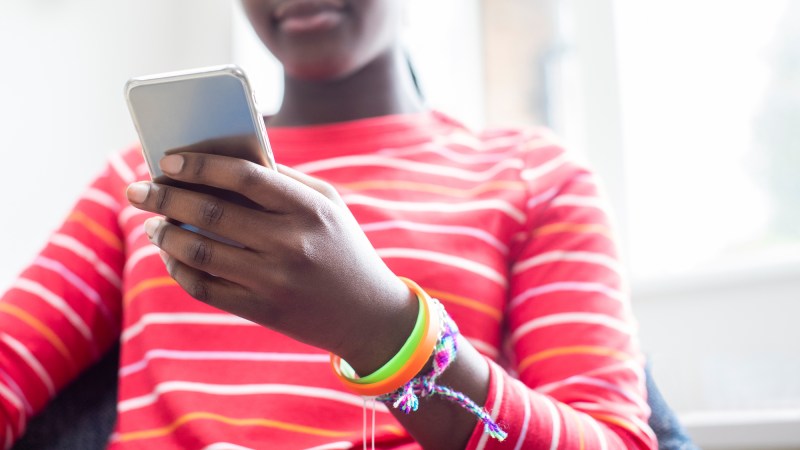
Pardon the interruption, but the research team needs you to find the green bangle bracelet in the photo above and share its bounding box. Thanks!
[338,289,427,384]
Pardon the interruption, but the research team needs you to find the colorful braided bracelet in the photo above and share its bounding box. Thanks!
[331,277,507,442]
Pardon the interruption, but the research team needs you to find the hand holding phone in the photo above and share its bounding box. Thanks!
[123,67,415,373]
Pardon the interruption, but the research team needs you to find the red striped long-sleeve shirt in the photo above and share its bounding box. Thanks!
[0,111,656,449]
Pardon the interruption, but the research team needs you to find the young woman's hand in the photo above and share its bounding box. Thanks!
[126,142,417,374]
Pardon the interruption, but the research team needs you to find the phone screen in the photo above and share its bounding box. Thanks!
[126,67,274,180]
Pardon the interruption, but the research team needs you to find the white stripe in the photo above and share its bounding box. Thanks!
[630,414,658,444]
[0,372,31,415]
[360,220,508,255]
[118,382,389,414]
[511,313,632,345]
[509,282,624,310]
[120,349,329,378]
[380,143,515,164]
[587,413,609,450]
[343,194,526,225]
[122,313,257,342]
[377,248,507,287]
[295,155,524,182]
[50,233,122,288]
[526,187,559,210]
[125,245,159,274]
[511,380,531,450]
[380,137,552,165]
[476,362,504,450]
[82,187,119,211]
[540,376,648,411]
[119,205,149,226]
[0,381,26,437]
[303,442,354,450]
[541,395,561,450]
[13,279,95,348]
[466,337,500,360]
[512,251,622,276]
[109,152,135,183]
[520,153,569,181]
[202,443,255,450]
[34,256,115,326]
[511,231,528,243]
[0,334,56,397]
[538,360,644,395]
[550,194,607,211]
[127,223,147,246]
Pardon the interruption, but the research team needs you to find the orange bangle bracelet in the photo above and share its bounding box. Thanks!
[330,277,442,397]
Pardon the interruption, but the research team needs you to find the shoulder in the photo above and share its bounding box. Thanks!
[434,113,590,192]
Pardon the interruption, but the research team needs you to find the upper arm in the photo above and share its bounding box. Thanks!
[0,154,130,445]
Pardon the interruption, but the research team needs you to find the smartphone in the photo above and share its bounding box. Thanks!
[125,64,275,243]
[125,64,275,178]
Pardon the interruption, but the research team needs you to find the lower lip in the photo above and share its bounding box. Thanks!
[278,10,343,34]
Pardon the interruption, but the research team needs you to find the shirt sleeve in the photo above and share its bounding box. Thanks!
[466,145,657,449]
[0,153,132,448]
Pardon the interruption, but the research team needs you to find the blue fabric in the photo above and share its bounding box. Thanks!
[645,362,700,450]
[12,346,118,450]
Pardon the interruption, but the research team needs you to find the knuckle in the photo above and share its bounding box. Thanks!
[199,199,224,227]
[317,181,338,200]
[241,165,265,189]
[154,185,171,213]
[191,154,208,179]
[187,239,213,267]
[189,277,211,302]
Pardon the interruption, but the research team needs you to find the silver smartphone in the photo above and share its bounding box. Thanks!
[125,65,275,243]
[125,64,275,182]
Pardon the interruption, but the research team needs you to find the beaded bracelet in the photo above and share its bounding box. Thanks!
[330,277,441,397]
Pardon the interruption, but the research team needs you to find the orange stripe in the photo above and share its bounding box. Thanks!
[117,411,405,442]
[519,346,632,373]
[124,277,177,307]
[341,180,526,198]
[423,288,502,322]
[0,303,76,370]
[533,223,612,239]
[589,412,642,437]
[68,211,123,252]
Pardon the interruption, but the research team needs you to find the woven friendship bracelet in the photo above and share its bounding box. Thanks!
[378,299,507,442]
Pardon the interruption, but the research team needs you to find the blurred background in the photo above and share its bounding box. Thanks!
[1,0,798,448]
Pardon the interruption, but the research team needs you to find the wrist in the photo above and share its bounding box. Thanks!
[337,275,419,376]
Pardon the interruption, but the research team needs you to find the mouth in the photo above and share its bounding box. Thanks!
[272,0,347,34]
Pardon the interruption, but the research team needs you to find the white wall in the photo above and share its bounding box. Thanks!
[0,0,233,290]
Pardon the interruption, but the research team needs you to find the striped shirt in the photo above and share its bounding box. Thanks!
[0,111,656,449]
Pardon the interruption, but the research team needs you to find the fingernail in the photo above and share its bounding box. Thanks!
[159,249,169,264]
[160,154,184,175]
[126,182,150,203]
[144,217,161,239]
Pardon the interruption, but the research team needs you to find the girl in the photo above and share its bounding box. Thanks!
[0,0,656,448]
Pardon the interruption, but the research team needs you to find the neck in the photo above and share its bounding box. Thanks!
[268,47,425,127]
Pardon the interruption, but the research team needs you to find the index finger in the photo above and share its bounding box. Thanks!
[158,152,316,214]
